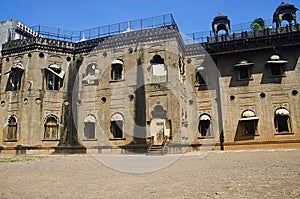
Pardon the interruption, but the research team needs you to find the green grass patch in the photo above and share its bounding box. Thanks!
[0,156,44,163]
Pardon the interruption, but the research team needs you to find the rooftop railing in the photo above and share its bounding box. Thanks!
[28,14,176,42]
[11,15,300,45]
[183,19,300,44]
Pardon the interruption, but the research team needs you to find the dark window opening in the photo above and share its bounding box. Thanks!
[45,66,64,91]
[111,120,123,138]
[46,73,61,90]
[243,120,256,135]
[150,55,164,64]
[6,68,23,91]
[270,65,283,77]
[111,65,123,81]
[196,71,206,85]
[44,116,58,140]
[84,122,95,139]
[86,64,95,75]
[151,105,167,119]
[7,116,17,140]
[275,115,290,132]
[238,67,250,80]
[198,120,211,137]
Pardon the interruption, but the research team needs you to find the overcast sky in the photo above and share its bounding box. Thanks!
[1,0,299,34]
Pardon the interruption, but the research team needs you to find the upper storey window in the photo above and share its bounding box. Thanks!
[111,59,124,81]
[82,63,99,85]
[150,55,167,83]
[5,63,24,92]
[45,64,65,91]
[266,55,287,77]
[195,66,207,86]
[234,59,254,80]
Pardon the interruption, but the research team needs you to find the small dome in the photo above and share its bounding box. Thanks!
[270,55,280,61]
[213,13,229,21]
[239,60,249,65]
[234,59,254,67]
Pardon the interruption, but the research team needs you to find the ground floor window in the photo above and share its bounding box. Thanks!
[84,115,96,140]
[111,121,123,138]
[7,116,17,140]
[199,114,211,137]
[275,115,290,132]
[44,115,58,140]
[243,120,257,135]
[110,113,124,139]
[275,108,291,133]
[239,110,259,136]
[84,122,95,139]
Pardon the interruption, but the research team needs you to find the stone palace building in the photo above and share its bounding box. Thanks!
[0,2,299,154]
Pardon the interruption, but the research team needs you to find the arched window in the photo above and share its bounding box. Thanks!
[5,63,24,91]
[82,63,99,85]
[84,114,96,139]
[7,115,17,140]
[111,59,124,81]
[195,66,206,86]
[110,113,124,138]
[150,55,167,83]
[274,108,291,133]
[44,115,59,140]
[239,110,259,135]
[45,64,65,91]
[198,114,211,137]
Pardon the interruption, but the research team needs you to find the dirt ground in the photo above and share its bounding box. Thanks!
[0,149,300,199]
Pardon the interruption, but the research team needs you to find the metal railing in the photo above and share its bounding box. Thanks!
[182,18,287,44]
[29,14,176,42]
[12,15,300,45]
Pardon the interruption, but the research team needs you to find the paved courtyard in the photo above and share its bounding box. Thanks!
[0,149,300,198]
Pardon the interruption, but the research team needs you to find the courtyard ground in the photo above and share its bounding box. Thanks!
[0,149,300,198]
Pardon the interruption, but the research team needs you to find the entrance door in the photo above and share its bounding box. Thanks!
[150,118,165,145]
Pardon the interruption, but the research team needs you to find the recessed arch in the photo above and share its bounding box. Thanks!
[110,112,124,138]
[84,114,96,139]
[274,107,291,133]
[198,114,211,137]
[44,114,59,140]
[111,59,124,81]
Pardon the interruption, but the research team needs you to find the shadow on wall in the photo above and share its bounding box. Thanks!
[234,121,255,141]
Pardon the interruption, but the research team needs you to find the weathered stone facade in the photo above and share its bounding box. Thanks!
[0,2,299,154]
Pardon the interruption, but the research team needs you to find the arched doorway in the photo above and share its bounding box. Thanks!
[150,105,168,145]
